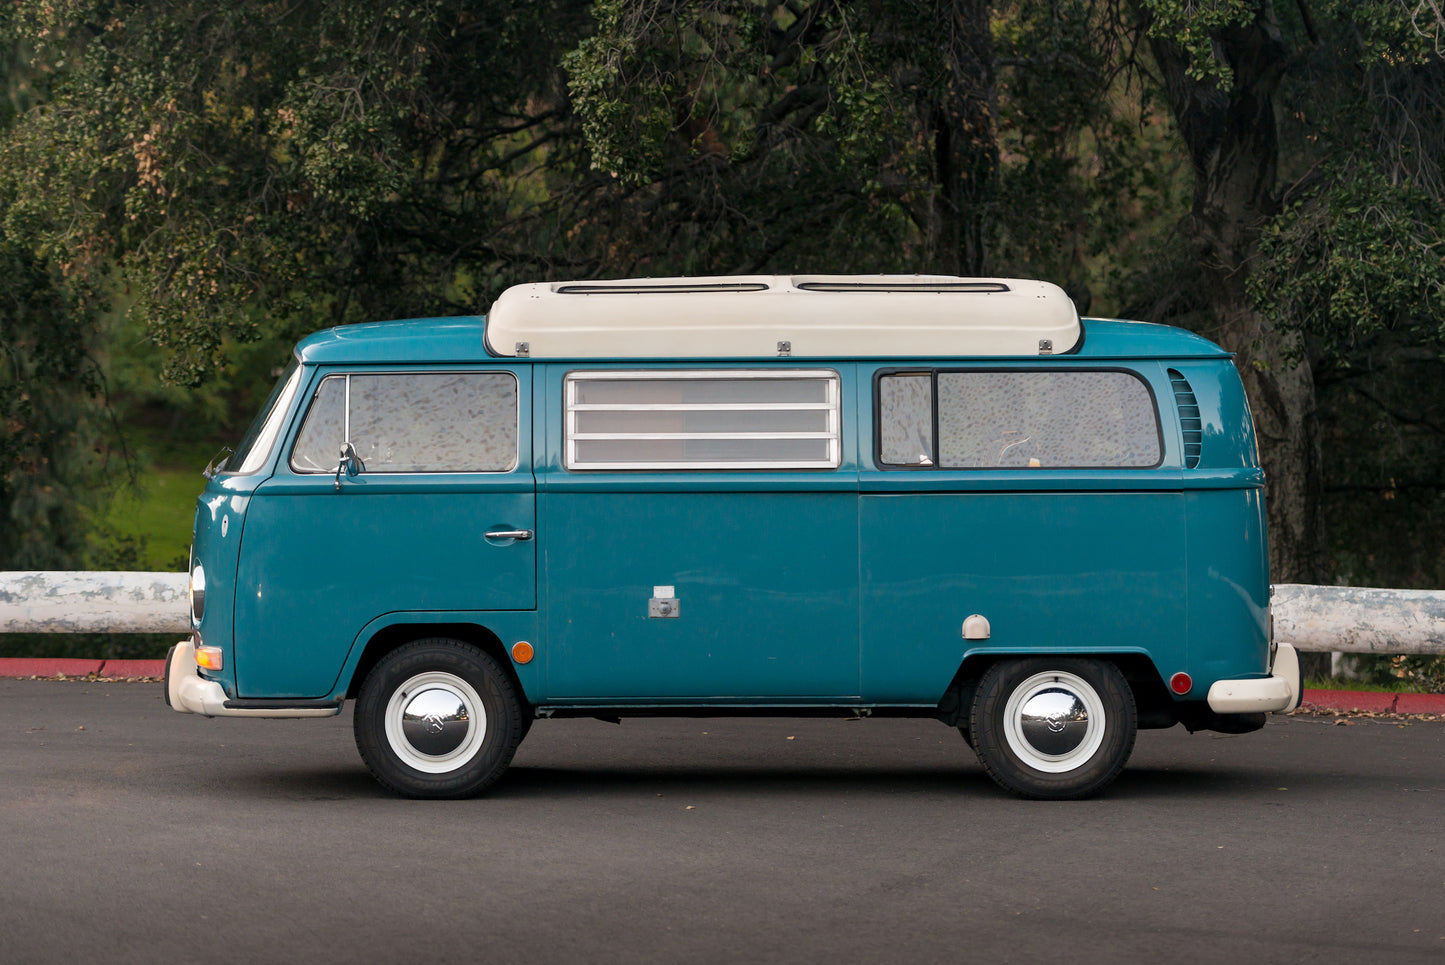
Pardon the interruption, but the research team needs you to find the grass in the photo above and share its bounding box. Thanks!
[0,426,211,660]
[97,465,206,570]
[1305,676,1433,693]
[92,430,216,572]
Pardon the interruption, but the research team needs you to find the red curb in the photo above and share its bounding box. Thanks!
[1395,692,1445,715]
[0,658,104,678]
[98,659,167,678]
[1301,689,1398,714]
[0,658,166,679]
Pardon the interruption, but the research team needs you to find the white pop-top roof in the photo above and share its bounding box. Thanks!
[484,275,1081,358]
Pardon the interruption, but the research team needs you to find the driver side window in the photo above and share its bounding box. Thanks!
[290,371,519,473]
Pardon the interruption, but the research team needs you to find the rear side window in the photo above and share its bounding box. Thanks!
[291,371,519,473]
[877,369,1161,469]
[565,370,840,470]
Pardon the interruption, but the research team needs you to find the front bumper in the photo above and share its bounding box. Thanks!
[164,641,342,718]
[1205,642,1303,715]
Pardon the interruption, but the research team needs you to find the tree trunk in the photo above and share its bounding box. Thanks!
[928,0,996,275]
[1145,1,1327,586]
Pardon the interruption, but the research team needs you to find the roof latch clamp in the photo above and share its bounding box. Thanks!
[1038,339,1053,355]
[777,340,791,357]
[514,341,530,357]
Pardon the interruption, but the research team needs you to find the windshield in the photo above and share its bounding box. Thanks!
[224,357,303,475]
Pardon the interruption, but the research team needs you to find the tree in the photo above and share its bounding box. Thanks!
[4,0,1443,599]
[563,0,1000,275]
[0,32,107,570]
[0,1,596,386]
[0,239,103,569]
[1129,1,1445,587]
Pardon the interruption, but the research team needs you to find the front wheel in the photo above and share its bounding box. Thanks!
[354,639,523,798]
[970,658,1136,800]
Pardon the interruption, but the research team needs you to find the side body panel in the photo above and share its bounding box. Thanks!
[188,479,256,697]
[859,486,1187,702]
[1174,358,1271,682]
[537,363,861,703]
[233,364,536,698]
[857,362,1189,700]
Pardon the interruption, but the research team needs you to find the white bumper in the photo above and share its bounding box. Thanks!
[164,641,341,718]
[1206,642,1303,714]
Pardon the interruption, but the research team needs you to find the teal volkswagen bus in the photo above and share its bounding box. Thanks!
[165,276,1301,799]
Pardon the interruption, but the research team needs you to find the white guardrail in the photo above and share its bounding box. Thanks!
[0,572,190,634]
[0,573,1443,654]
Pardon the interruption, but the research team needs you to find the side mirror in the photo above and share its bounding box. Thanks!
[334,442,365,490]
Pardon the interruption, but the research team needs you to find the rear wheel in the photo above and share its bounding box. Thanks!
[354,639,522,798]
[970,658,1136,799]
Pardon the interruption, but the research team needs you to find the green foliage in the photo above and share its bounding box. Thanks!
[1318,353,1445,590]
[992,0,1191,313]
[0,235,105,569]
[1139,0,1256,87]
[0,0,595,385]
[1249,163,1445,363]
[560,0,999,275]
[1316,0,1443,66]
[1,0,1444,605]
[563,0,679,181]
[1340,654,1445,694]
[1305,672,1438,694]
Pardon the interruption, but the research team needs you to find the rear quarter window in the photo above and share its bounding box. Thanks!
[877,369,1162,469]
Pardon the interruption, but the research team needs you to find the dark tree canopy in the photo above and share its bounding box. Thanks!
[1,0,1444,602]
[1,1,596,385]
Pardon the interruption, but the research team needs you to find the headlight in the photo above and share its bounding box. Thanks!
[190,563,206,625]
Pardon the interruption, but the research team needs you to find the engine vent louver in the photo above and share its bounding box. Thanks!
[1168,369,1202,469]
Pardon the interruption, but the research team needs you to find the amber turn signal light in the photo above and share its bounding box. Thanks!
[195,646,224,671]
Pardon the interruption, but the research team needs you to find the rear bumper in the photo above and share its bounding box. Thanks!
[1206,642,1303,715]
[164,641,342,718]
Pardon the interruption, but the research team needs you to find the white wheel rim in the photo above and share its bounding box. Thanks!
[383,671,488,774]
[1002,671,1106,774]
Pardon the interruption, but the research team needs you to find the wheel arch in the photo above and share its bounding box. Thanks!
[345,621,525,705]
[938,650,1176,730]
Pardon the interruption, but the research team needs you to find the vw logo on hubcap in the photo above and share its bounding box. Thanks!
[400,687,470,756]
[1019,688,1089,756]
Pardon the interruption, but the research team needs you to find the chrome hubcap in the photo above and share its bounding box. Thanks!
[1018,688,1090,756]
[384,671,488,774]
[400,687,470,757]
[1002,671,1106,773]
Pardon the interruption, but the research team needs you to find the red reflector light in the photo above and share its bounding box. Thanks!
[1169,672,1192,695]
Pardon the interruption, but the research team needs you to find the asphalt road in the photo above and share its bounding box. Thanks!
[2,679,1442,964]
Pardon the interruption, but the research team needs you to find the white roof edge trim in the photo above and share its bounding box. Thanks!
[485,275,1080,359]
